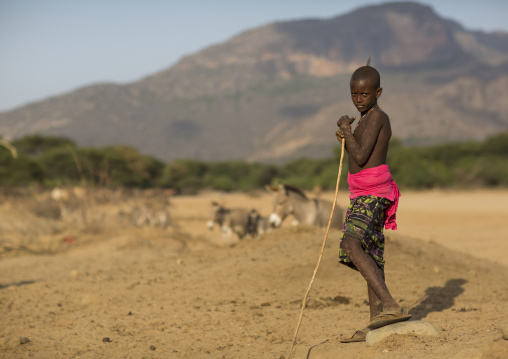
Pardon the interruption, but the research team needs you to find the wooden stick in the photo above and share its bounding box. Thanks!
[286,138,346,358]
[0,139,18,159]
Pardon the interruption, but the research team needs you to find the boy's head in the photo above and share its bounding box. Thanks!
[350,66,382,113]
[350,65,380,89]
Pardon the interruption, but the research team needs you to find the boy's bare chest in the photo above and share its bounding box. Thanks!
[353,117,384,143]
[353,124,368,142]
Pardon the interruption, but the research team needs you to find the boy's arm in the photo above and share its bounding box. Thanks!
[337,112,385,166]
[335,116,355,144]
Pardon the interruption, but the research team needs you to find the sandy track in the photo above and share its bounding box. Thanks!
[1,189,507,358]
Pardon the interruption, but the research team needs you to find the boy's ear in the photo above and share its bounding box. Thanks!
[376,87,383,99]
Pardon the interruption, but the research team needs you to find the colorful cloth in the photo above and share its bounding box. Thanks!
[338,195,391,271]
[348,164,400,230]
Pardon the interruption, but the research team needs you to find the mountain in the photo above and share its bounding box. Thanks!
[1,1,507,163]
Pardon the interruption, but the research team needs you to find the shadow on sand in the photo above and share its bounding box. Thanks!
[289,278,469,358]
[0,280,37,290]
[409,278,468,320]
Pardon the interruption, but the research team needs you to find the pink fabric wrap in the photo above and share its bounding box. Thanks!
[348,164,400,230]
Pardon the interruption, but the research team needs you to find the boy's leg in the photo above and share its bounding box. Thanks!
[341,234,399,311]
[368,276,384,319]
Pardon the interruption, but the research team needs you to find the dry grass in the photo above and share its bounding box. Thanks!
[0,187,174,259]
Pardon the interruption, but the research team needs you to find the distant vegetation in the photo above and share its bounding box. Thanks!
[1,133,507,192]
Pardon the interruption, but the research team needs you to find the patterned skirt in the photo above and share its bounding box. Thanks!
[338,195,391,271]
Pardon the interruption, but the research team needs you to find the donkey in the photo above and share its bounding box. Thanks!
[266,184,343,229]
[247,208,273,237]
[207,201,251,244]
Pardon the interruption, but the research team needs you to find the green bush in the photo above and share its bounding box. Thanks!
[0,150,43,186]
[88,146,164,188]
[12,134,77,157]
[38,147,80,185]
[1,132,507,191]
[160,160,207,192]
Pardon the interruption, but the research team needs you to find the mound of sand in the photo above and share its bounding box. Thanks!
[1,190,508,358]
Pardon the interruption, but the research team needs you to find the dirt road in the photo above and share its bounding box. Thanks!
[1,189,507,358]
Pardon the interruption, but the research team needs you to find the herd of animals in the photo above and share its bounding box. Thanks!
[45,183,343,243]
[207,184,344,244]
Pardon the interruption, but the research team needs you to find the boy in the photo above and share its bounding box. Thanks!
[335,65,411,343]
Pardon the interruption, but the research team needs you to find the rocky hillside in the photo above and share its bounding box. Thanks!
[0,2,507,162]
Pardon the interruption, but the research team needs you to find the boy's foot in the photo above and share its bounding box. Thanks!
[367,307,412,329]
[340,327,370,343]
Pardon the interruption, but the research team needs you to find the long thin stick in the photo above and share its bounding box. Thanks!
[0,139,18,159]
[286,138,346,358]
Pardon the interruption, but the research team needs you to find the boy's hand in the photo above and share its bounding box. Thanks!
[336,128,344,142]
[337,115,356,132]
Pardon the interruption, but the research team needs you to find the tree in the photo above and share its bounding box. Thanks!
[12,134,76,157]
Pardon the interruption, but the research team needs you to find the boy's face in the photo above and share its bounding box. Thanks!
[350,77,382,114]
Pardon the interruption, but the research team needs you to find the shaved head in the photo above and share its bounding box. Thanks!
[351,66,381,89]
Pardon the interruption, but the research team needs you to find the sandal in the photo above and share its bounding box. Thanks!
[340,327,370,343]
[367,307,412,330]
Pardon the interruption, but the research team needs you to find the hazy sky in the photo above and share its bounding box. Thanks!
[1,0,507,112]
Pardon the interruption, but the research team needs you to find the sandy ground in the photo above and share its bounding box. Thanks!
[1,188,508,358]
